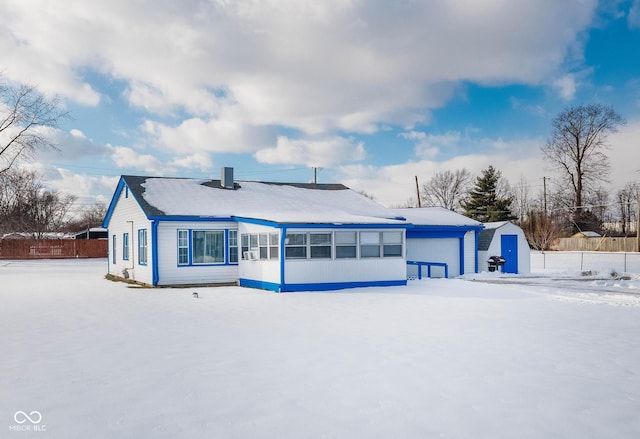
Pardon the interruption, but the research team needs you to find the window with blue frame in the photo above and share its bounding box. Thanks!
[229,230,238,263]
[192,230,224,264]
[178,230,189,265]
[138,229,148,265]
[123,233,129,261]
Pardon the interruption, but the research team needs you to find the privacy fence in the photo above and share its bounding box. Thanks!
[0,239,108,259]
[531,251,640,274]
[555,237,638,252]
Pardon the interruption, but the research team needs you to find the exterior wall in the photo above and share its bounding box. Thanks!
[281,228,406,288]
[464,230,477,274]
[156,221,239,286]
[479,224,530,274]
[105,185,153,284]
[405,238,459,278]
[238,223,281,285]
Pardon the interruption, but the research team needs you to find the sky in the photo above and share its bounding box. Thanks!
[1,0,640,215]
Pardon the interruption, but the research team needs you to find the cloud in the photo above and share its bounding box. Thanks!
[629,0,640,27]
[400,131,462,159]
[109,146,163,173]
[1,0,598,136]
[255,136,365,167]
[142,117,274,155]
[553,74,578,101]
[42,128,111,161]
[338,136,548,207]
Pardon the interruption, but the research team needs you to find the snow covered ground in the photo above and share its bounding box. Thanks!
[2,257,640,438]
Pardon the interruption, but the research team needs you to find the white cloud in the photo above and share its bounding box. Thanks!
[109,146,163,173]
[400,131,462,159]
[255,136,365,167]
[629,0,640,27]
[168,153,213,171]
[0,0,598,136]
[338,136,548,207]
[553,74,578,101]
[608,117,640,188]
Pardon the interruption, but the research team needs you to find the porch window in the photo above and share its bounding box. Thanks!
[383,231,403,257]
[335,231,357,259]
[285,232,307,259]
[269,232,279,259]
[241,234,249,260]
[192,230,224,264]
[310,232,332,259]
[359,231,380,258]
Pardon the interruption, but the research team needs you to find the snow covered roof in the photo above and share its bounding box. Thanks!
[482,221,509,230]
[121,176,404,225]
[391,207,482,227]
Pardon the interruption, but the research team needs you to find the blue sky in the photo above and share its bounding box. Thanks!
[1,0,639,212]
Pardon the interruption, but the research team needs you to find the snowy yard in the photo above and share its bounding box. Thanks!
[2,257,640,438]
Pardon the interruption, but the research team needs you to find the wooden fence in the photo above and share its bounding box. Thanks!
[554,237,638,252]
[0,239,108,259]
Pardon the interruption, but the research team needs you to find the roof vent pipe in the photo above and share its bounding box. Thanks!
[221,167,234,189]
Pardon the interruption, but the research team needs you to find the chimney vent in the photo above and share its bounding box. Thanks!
[221,167,234,189]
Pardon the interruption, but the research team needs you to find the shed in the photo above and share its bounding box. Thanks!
[478,221,530,274]
[392,208,484,278]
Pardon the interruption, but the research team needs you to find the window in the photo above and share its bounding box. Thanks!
[285,232,307,259]
[383,231,403,257]
[269,232,279,259]
[123,233,129,261]
[241,234,249,260]
[335,231,357,258]
[259,233,268,259]
[138,229,148,265]
[112,235,117,264]
[360,231,381,258]
[192,230,224,264]
[310,232,332,259]
[178,230,189,265]
[228,230,238,263]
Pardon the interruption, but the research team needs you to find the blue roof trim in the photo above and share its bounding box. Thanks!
[233,216,407,229]
[102,177,128,228]
[239,278,407,292]
[148,215,235,222]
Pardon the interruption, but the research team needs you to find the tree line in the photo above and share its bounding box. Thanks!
[404,104,636,250]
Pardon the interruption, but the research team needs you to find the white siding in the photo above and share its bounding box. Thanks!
[156,221,239,285]
[479,223,531,274]
[285,258,406,284]
[464,230,477,274]
[405,238,459,278]
[105,186,152,284]
[238,223,281,285]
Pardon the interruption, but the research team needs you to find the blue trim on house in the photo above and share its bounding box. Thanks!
[151,221,159,286]
[239,278,281,292]
[239,278,406,292]
[458,237,464,275]
[280,226,287,288]
[474,230,479,273]
[281,280,407,292]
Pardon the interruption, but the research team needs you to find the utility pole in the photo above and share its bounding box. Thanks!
[415,176,421,208]
[313,167,317,184]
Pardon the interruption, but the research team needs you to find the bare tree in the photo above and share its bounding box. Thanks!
[521,211,562,251]
[0,168,76,237]
[541,104,624,232]
[421,169,471,211]
[510,175,531,224]
[616,181,638,236]
[65,201,107,232]
[0,77,68,174]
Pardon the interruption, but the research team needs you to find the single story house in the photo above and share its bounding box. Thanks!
[392,208,484,278]
[102,170,410,292]
[478,221,530,274]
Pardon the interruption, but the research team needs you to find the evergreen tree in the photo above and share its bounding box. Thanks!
[462,166,515,222]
